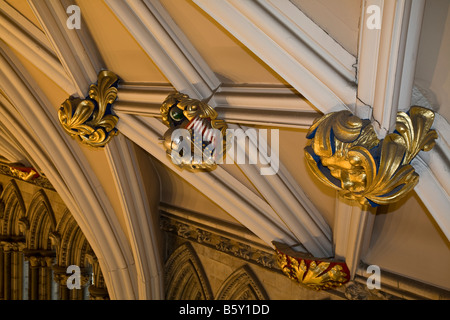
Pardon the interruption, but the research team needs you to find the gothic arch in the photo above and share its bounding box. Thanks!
[0,179,26,237]
[54,209,90,268]
[21,189,58,300]
[52,209,107,300]
[26,189,56,250]
[164,242,213,300]
[216,265,269,300]
[0,180,27,300]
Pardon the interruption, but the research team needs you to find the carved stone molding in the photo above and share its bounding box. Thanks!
[344,281,393,300]
[160,212,277,271]
[0,164,54,191]
[164,242,213,300]
[23,250,55,268]
[58,70,120,148]
[216,265,269,300]
[304,106,437,206]
[0,240,26,252]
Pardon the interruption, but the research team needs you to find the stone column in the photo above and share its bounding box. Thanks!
[52,266,69,300]
[2,244,11,300]
[88,285,109,300]
[86,254,109,300]
[25,251,54,300]
[0,241,25,300]
[53,265,91,300]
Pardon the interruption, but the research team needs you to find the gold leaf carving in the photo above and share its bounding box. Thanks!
[396,106,438,164]
[160,92,229,172]
[305,106,437,206]
[274,242,349,290]
[58,71,119,148]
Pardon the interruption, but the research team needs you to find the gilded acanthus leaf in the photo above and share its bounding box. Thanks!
[396,106,438,164]
[58,71,119,148]
[304,106,437,206]
[276,245,349,290]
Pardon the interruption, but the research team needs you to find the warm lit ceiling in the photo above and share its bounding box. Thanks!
[0,0,448,293]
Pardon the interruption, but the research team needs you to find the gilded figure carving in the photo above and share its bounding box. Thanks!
[304,106,437,206]
[58,70,119,148]
[160,92,230,171]
[9,166,39,181]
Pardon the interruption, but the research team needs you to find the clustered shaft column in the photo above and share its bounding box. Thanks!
[0,240,25,300]
[24,251,54,300]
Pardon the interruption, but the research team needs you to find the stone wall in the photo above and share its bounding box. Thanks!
[163,234,345,300]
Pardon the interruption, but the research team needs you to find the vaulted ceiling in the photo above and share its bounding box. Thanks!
[0,0,449,299]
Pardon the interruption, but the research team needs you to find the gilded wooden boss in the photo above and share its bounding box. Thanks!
[305,106,437,206]
[160,92,229,172]
[58,71,119,148]
[274,241,350,290]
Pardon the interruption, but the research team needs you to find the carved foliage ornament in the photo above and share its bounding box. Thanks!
[58,71,119,148]
[304,106,437,206]
[160,92,230,172]
[274,241,350,290]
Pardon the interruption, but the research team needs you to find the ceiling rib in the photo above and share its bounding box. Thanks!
[114,112,301,248]
[28,0,102,97]
[0,0,445,286]
[0,1,75,95]
[228,122,333,255]
[193,0,357,114]
[0,41,136,299]
[104,0,220,100]
[0,122,33,166]
[27,0,168,300]
[6,0,336,259]
[412,113,450,241]
[105,135,165,299]
[104,0,334,256]
[113,83,320,128]
[357,0,425,137]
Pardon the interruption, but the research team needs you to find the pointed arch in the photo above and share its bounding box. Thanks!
[0,179,26,237]
[0,40,135,299]
[164,242,213,300]
[0,179,27,300]
[54,209,90,268]
[216,265,268,300]
[22,189,58,300]
[26,189,56,251]
[52,208,108,300]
